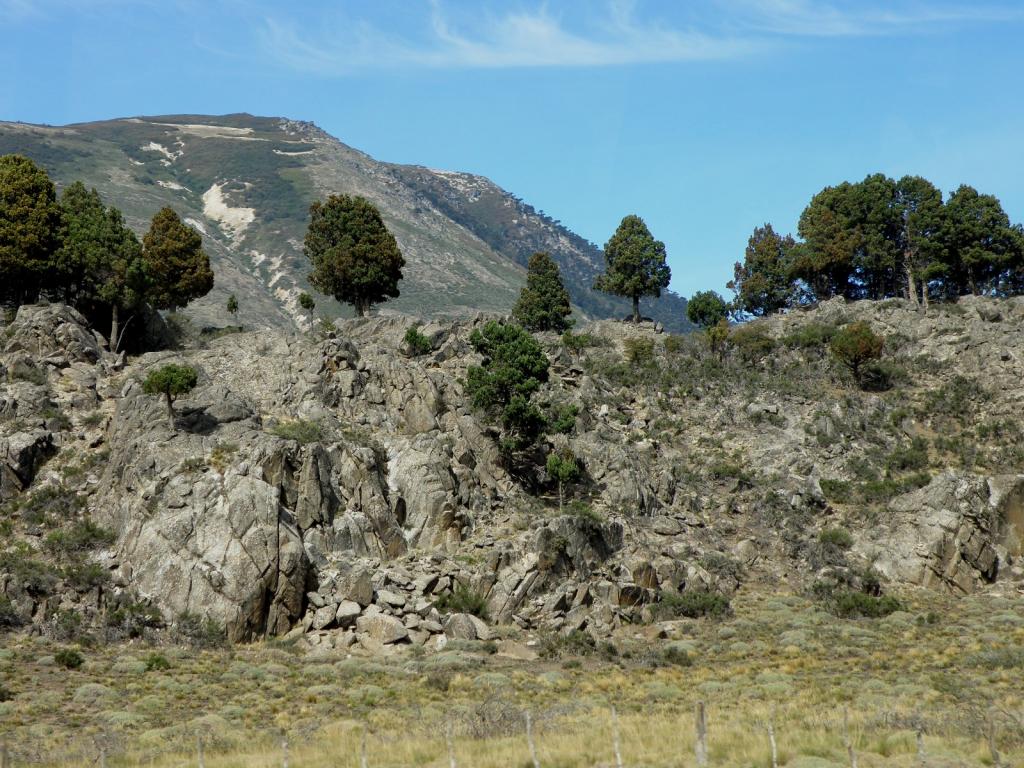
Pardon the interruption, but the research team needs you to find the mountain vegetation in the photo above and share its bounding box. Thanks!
[593,214,672,322]
[304,194,405,317]
[512,251,573,332]
[724,172,1024,315]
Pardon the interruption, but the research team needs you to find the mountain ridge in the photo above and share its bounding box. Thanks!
[0,113,692,332]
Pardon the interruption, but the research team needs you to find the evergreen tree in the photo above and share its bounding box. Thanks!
[142,364,198,430]
[728,224,796,316]
[830,321,884,385]
[893,176,944,308]
[686,290,728,329]
[298,291,316,327]
[142,207,213,312]
[304,195,404,317]
[466,320,550,455]
[594,214,671,323]
[227,294,239,319]
[939,185,1024,296]
[56,182,145,348]
[512,251,573,332]
[546,450,580,513]
[0,155,61,307]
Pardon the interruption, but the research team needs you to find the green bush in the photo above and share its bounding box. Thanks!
[434,583,490,620]
[538,629,603,659]
[546,403,579,435]
[819,527,854,550]
[813,581,902,618]
[782,322,837,349]
[886,438,929,472]
[144,653,171,672]
[403,325,433,356]
[54,648,84,669]
[623,337,656,366]
[270,419,323,444]
[174,612,226,648]
[729,323,775,360]
[561,331,601,351]
[44,519,115,558]
[650,591,731,620]
[830,321,884,385]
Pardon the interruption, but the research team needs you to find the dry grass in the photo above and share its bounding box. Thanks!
[3,587,1023,766]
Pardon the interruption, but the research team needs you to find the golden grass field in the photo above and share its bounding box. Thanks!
[2,587,1022,767]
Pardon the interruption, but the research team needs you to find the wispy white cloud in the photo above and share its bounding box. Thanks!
[259,1,761,76]
[724,0,1024,37]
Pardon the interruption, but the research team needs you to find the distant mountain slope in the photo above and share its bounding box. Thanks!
[0,114,692,331]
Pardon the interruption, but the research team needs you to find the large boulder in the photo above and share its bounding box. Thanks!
[0,430,55,502]
[3,304,102,366]
[865,472,1021,593]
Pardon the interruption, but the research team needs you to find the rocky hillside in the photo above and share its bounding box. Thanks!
[2,296,1023,656]
[0,114,692,332]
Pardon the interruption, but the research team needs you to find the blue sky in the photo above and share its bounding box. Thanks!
[2,0,1023,298]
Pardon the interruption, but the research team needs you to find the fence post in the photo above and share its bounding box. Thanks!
[695,701,708,767]
[99,745,107,768]
[197,735,205,768]
[915,724,926,767]
[766,722,778,768]
[282,737,289,768]
[445,721,457,768]
[525,711,541,768]
[842,709,857,768]
[2,742,8,768]
[360,726,369,768]
[611,706,624,768]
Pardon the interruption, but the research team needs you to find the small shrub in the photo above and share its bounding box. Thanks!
[830,321,884,385]
[623,337,656,367]
[782,322,838,349]
[208,441,239,473]
[819,527,854,550]
[403,325,433,356]
[434,583,490,620]
[271,419,323,444]
[44,519,115,558]
[813,581,902,618]
[0,682,12,702]
[661,645,694,667]
[175,612,226,648]
[561,331,601,351]
[144,653,171,672]
[729,323,775,361]
[860,360,908,391]
[650,591,731,620]
[546,403,579,435]
[106,601,163,639]
[538,629,599,659]
[886,438,929,472]
[55,648,84,670]
[10,365,47,386]
[663,335,686,354]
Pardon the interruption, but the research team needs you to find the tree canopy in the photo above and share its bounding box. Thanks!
[687,290,729,329]
[142,363,198,429]
[466,320,550,455]
[304,195,405,317]
[594,214,671,322]
[0,155,61,307]
[512,251,573,332]
[728,224,796,317]
[728,173,1024,311]
[142,207,214,312]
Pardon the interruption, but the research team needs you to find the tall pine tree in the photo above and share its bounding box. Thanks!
[512,252,573,332]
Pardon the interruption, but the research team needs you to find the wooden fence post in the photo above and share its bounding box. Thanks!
[282,737,289,768]
[842,709,857,768]
[525,711,540,768]
[766,722,778,768]
[611,706,624,768]
[445,721,457,768]
[360,726,369,768]
[1,742,8,768]
[695,701,708,767]
[197,735,205,768]
[916,724,926,767]
[99,745,107,768]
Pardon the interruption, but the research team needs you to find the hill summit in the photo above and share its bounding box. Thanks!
[0,113,691,331]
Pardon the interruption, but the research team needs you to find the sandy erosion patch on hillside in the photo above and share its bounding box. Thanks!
[202,182,255,240]
[184,218,208,236]
[157,180,187,191]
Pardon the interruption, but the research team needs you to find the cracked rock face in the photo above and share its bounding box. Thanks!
[8,300,1024,649]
